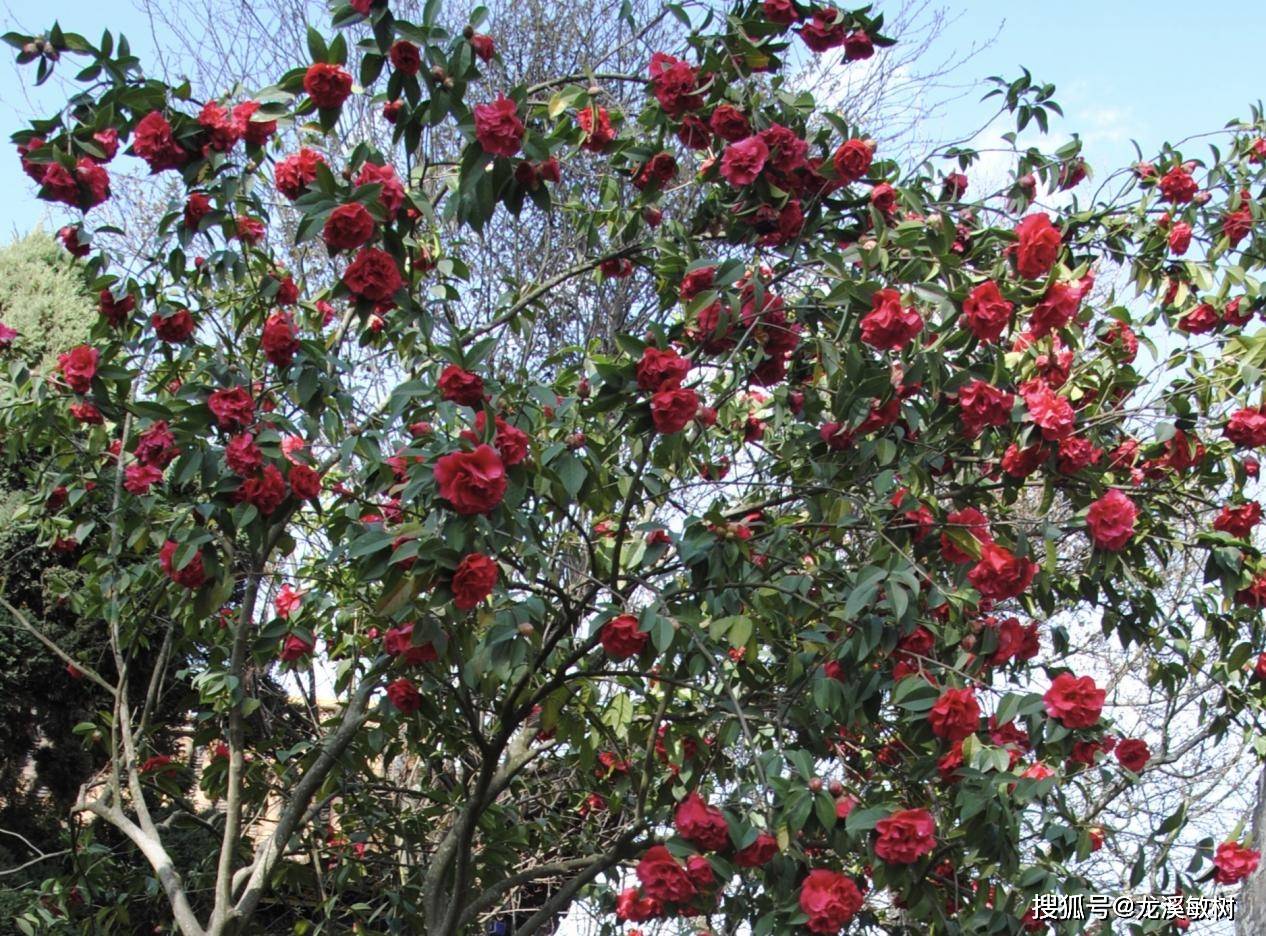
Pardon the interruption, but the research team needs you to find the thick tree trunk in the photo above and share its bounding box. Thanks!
[1237,764,1266,935]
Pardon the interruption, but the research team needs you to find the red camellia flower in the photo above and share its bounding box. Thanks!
[763,0,799,25]
[304,62,353,109]
[635,845,696,903]
[710,104,750,141]
[57,345,98,394]
[1114,738,1150,772]
[389,40,421,76]
[735,832,778,867]
[967,543,1037,600]
[1213,841,1261,884]
[434,444,507,514]
[98,289,135,327]
[0,322,17,348]
[615,887,662,922]
[720,136,769,186]
[651,387,699,434]
[356,161,406,219]
[600,613,648,661]
[280,634,315,662]
[636,346,691,392]
[1214,501,1262,539]
[208,386,255,430]
[236,463,287,515]
[928,687,981,742]
[386,678,421,713]
[451,553,499,610]
[288,464,323,500]
[1013,213,1062,279]
[198,100,240,152]
[184,191,213,229]
[275,584,302,619]
[870,182,898,217]
[159,539,206,589]
[261,311,300,369]
[957,379,1015,436]
[233,100,277,145]
[860,289,922,350]
[1029,279,1086,338]
[383,622,437,665]
[1021,381,1075,440]
[275,148,327,200]
[676,114,711,150]
[42,157,111,210]
[1168,221,1193,255]
[131,111,190,172]
[1086,489,1138,550]
[343,247,404,303]
[576,106,617,152]
[139,754,176,774]
[474,95,525,157]
[152,309,196,343]
[322,202,376,252]
[439,365,485,406]
[1177,302,1219,335]
[799,8,845,52]
[124,463,164,494]
[962,280,1013,343]
[1043,673,1105,728]
[471,411,530,466]
[633,152,677,190]
[58,224,90,257]
[799,869,863,933]
[225,433,263,477]
[844,29,874,60]
[135,421,180,468]
[874,808,936,864]
[1225,407,1266,448]
[941,507,992,564]
[69,402,103,424]
[1158,165,1198,203]
[470,33,495,62]
[235,216,266,244]
[830,138,871,183]
[648,52,702,116]
[674,791,730,851]
[680,266,717,302]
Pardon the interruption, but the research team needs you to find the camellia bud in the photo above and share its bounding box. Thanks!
[566,431,586,450]
[828,779,844,797]
[808,777,823,793]
[462,24,474,38]
[517,622,535,636]
[576,377,591,399]
[429,66,447,84]
[960,634,976,652]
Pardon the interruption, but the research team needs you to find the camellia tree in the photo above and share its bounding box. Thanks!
[6,0,1266,933]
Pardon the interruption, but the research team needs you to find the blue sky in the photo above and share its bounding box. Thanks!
[930,1,1264,175]
[0,0,1263,236]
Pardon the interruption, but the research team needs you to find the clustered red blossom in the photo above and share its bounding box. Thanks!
[14,3,1266,931]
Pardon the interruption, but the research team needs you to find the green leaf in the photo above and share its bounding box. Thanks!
[845,806,887,835]
[306,27,328,63]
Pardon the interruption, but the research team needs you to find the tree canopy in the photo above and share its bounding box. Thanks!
[4,1,1266,934]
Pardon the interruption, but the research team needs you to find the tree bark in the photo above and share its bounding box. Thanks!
[1236,763,1266,935]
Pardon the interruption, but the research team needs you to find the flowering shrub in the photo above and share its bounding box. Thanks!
[5,1,1266,934]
